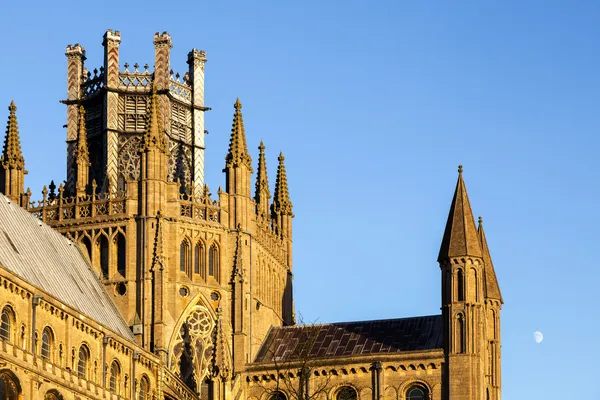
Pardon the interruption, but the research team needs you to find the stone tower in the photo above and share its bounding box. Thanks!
[7,30,295,399]
[438,165,503,400]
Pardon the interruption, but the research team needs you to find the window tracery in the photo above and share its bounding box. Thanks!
[0,307,13,341]
[117,135,141,184]
[336,386,357,400]
[41,327,53,361]
[169,304,215,394]
[0,370,20,400]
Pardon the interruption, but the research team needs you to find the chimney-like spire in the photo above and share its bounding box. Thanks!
[1,101,24,170]
[255,141,271,215]
[272,152,293,216]
[225,99,253,171]
[437,165,482,262]
[141,85,166,152]
[477,216,503,303]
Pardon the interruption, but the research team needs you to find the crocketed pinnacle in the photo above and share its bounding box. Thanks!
[477,217,503,303]
[254,141,271,204]
[438,165,482,262]
[142,85,167,152]
[76,106,90,164]
[272,152,293,215]
[225,98,253,171]
[1,101,25,169]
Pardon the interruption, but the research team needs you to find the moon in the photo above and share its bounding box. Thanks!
[534,330,543,344]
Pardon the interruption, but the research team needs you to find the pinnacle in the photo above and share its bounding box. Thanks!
[1,100,25,170]
[272,151,292,215]
[76,106,89,164]
[255,141,271,206]
[437,165,482,262]
[142,85,166,152]
[225,98,252,171]
[477,216,503,303]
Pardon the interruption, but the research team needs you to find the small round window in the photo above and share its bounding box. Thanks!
[115,282,127,296]
[179,286,189,297]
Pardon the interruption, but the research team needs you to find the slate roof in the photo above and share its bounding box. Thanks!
[0,194,134,340]
[254,315,443,363]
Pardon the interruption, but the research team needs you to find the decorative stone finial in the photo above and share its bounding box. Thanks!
[458,165,463,174]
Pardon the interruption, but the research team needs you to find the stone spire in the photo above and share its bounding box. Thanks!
[477,216,503,303]
[255,141,271,216]
[1,101,24,170]
[141,85,166,152]
[272,152,293,216]
[437,165,482,262]
[0,101,26,203]
[225,99,252,171]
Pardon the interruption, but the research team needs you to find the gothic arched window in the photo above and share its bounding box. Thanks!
[41,327,53,361]
[180,240,191,278]
[77,345,89,379]
[109,360,120,393]
[336,386,357,400]
[208,243,219,280]
[406,385,428,400]
[138,375,150,400]
[44,389,64,400]
[0,306,14,341]
[0,369,21,400]
[99,235,109,279]
[116,233,126,277]
[194,241,205,278]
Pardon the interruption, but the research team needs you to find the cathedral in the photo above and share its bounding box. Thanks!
[0,31,502,400]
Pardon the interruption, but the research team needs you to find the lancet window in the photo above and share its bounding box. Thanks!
[0,307,14,341]
[99,235,109,279]
[194,241,205,279]
[457,269,464,302]
[180,240,192,278]
[109,360,120,393]
[208,244,219,281]
[41,327,53,361]
[77,345,90,379]
[138,375,150,400]
[116,233,126,277]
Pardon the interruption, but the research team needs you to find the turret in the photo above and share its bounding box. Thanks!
[477,216,503,400]
[187,48,208,195]
[254,141,271,218]
[224,99,253,230]
[272,153,293,265]
[75,106,90,197]
[438,165,488,400]
[103,30,121,193]
[0,101,26,204]
[64,43,85,193]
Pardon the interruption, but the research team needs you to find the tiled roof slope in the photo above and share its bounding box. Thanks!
[254,315,442,363]
[0,193,134,340]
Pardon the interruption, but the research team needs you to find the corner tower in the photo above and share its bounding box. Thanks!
[438,166,502,400]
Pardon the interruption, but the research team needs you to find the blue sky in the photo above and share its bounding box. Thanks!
[2,1,599,398]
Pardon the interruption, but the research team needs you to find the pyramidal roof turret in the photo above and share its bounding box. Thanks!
[477,216,503,303]
[225,98,253,171]
[1,101,25,169]
[438,165,482,262]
